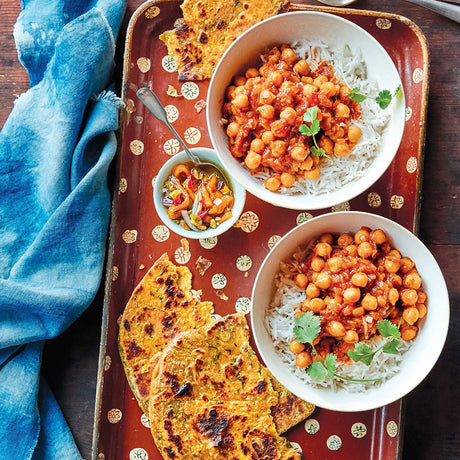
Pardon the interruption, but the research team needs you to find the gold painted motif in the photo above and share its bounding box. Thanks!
[119,178,127,193]
[122,229,138,244]
[406,156,418,174]
[386,420,398,437]
[239,211,260,233]
[413,68,424,84]
[351,422,367,438]
[368,192,382,208]
[145,6,160,18]
[129,140,144,156]
[376,17,392,29]
[107,408,122,424]
[327,435,342,451]
[137,57,151,73]
[390,195,404,209]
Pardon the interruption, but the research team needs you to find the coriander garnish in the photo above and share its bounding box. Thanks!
[348,85,402,109]
[299,106,328,158]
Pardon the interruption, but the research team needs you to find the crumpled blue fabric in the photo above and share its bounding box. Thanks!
[0,0,126,458]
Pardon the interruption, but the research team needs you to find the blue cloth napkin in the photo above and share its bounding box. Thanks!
[0,0,126,458]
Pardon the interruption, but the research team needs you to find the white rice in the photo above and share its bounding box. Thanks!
[265,247,412,392]
[253,41,391,197]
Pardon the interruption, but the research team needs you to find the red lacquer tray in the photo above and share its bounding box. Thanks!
[92,2,429,459]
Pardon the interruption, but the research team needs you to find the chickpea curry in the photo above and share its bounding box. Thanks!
[222,45,363,192]
[288,227,427,370]
[162,162,234,231]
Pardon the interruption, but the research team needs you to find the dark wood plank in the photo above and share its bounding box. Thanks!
[0,0,458,459]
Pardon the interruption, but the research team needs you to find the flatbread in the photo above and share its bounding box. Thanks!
[118,253,214,414]
[149,313,302,459]
[160,0,290,80]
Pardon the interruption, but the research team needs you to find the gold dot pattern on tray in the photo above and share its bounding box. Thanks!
[413,68,424,84]
[239,211,259,233]
[162,55,177,73]
[126,98,135,114]
[386,420,398,437]
[236,254,252,271]
[119,178,127,193]
[211,273,227,289]
[297,212,314,225]
[368,192,382,208]
[129,140,144,156]
[97,454,105,460]
[290,442,303,455]
[235,297,251,314]
[104,355,111,371]
[390,195,404,209]
[268,235,281,249]
[129,448,148,460]
[134,116,143,124]
[145,5,160,18]
[406,106,413,121]
[137,57,151,73]
[327,435,342,451]
[163,138,181,156]
[406,156,418,173]
[111,266,119,281]
[140,414,151,429]
[181,82,199,100]
[351,422,367,438]
[184,127,201,144]
[174,246,191,264]
[107,408,122,424]
[165,105,179,123]
[152,225,170,242]
[305,418,320,434]
[332,201,351,212]
[122,229,138,244]
[200,236,218,249]
[376,17,392,29]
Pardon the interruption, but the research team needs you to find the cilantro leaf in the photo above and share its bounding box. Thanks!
[377,319,401,339]
[394,85,402,98]
[348,88,367,103]
[293,311,321,345]
[299,124,313,136]
[310,119,320,135]
[311,145,326,157]
[324,353,337,379]
[303,106,319,123]
[375,89,393,109]
[306,360,327,381]
[347,342,375,365]
[382,338,402,355]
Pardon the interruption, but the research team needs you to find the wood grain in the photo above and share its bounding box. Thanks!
[1,0,458,459]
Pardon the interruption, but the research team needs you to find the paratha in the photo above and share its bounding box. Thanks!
[159,0,290,80]
[149,313,303,459]
[118,253,214,414]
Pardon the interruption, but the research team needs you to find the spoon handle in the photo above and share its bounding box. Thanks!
[403,0,460,22]
[136,87,200,164]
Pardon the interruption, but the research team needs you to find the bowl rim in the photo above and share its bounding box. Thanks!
[153,147,246,239]
[206,11,406,210]
[250,211,450,412]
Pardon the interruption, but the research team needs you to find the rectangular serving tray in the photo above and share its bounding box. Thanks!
[92,2,429,459]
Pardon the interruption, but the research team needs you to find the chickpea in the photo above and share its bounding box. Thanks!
[311,256,326,272]
[290,146,308,162]
[310,297,326,313]
[327,321,346,338]
[358,242,373,258]
[234,85,246,96]
[328,256,344,273]
[264,176,281,192]
[294,273,308,289]
[313,75,328,89]
[270,140,287,157]
[296,351,312,368]
[233,75,246,86]
[319,233,334,244]
[334,139,351,156]
[401,326,418,341]
[306,283,320,298]
[403,307,420,326]
[389,274,403,288]
[384,256,401,274]
[244,151,262,170]
[318,136,334,155]
[389,249,402,259]
[343,330,359,344]
[280,172,295,188]
[400,257,416,274]
[245,67,259,79]
[347,126,362,144]
[233,93,249,109]
[337,233,354,247]
[226,122,240,138]
[302,76,314,84]
[362,293,378,311]
[225,85,237,100]
[258,104,275,119]
[335,102,351,118]
[315,242,332,259]
[339,85,351,98]
[400,289,418,306]
[304,167,320,180]
[301,299,310,312]
[281,47,297,65]
[352,306,365,317]
[289,339,306,354]
[315,273,332,289]
[261,130,275,145]
[388,288,400,305]
[302,84,317,97]
[404,272,422,290]
[351,272,368,288]
[354,228,370,244]
[293,59,310,76]
[259,89,276,105]
[343,287,361,305]
[300,156,314,171]
[417,291,427,304]
[267,70,283,87]
[345,244,358,257]
[280,107,297,125]
[250,138,265,154]
[416,303,427,319]
[319,81,337,97]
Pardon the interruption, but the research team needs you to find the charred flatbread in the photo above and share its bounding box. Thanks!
[149,313,303,459]
[159,0,290,80]
[118,253,214,414]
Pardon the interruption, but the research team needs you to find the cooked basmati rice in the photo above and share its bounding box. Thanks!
[265,247,412,392]
[252,41,391,197]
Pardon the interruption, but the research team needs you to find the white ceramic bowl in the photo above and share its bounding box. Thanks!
[251,212,449,412]
[153,147,246,239]
[207,11,405,210]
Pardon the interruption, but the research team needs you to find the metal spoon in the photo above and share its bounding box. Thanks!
[315,0,358,6]
[136,86,228,179]
[402,0,460,22]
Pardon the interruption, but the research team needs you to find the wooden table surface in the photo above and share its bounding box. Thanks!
[1,0,458,459]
